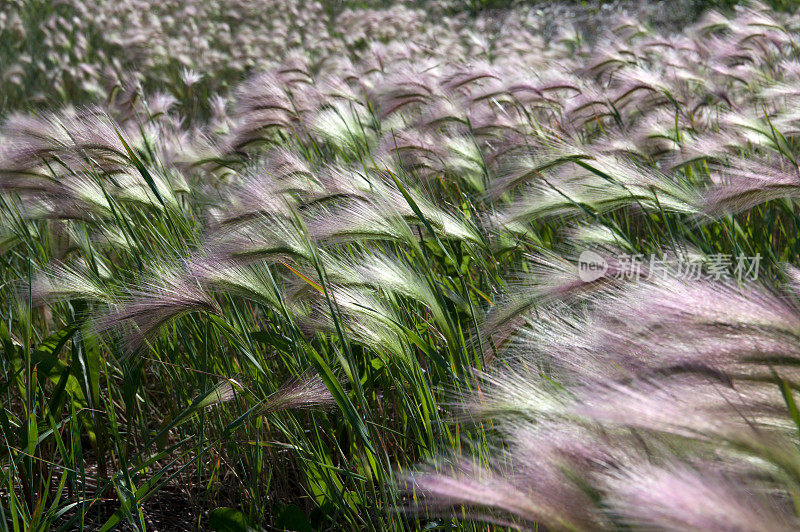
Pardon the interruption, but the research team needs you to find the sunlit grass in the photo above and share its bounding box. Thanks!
[3,1,800,531]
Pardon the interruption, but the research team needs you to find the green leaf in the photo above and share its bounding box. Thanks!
[275,505,312,532]
[209,507,255,532]
[304,345,375,456]
[777,372,800,441]
[34,324,78,360]
[113,125,166,207]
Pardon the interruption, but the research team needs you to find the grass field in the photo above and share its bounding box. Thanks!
[4,0,800,530]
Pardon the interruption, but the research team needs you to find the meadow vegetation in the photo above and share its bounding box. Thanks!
[3,0,800,530]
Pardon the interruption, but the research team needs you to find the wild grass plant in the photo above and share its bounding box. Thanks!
[4,0,800,530]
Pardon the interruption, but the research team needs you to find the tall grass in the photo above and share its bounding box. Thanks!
[3,0,800,530]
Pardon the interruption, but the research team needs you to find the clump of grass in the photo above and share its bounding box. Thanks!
[5,1,800,531]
